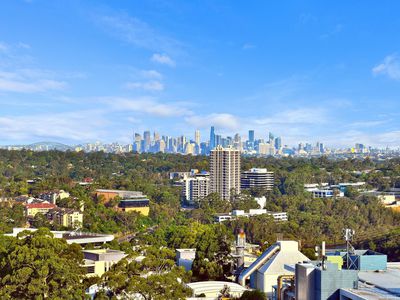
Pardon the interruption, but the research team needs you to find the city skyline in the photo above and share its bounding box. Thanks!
[2,126,395,158]
[1,1,400,147]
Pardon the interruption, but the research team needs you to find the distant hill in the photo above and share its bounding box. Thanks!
[0,142,74,151]
[26,142,73,151]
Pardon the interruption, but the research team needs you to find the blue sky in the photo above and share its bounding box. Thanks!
[1,0,400,147]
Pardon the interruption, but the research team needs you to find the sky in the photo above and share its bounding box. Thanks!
[1,0,400,147]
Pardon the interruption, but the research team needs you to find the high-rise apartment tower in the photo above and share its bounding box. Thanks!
[210,145,241,200]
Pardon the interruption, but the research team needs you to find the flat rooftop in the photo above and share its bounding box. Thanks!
[6,228,114,244]
[357,262,400,296]
[95,189,143,194]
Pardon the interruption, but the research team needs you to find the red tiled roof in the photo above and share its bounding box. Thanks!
[25,203,56,209]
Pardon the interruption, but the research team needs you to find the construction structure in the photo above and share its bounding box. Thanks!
[238,240,309,297]
[273,230,400,300]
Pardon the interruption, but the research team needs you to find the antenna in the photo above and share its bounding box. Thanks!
[343,228,357,269]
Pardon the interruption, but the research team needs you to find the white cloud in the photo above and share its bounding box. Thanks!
[349,120,389,128]
[124,80,164,91]
[372,54,400,80]
[0,110,107,142]
[242,43,255,50]
[185,113,240,131]
[0,78,66,93]
[104,97,192,117]
[254,108,328,125]
[0,42,8,52]
[140,70,162,79]
[17,42,31,49]
[0,68,67,93]
[96,13,182,54]
[320,23,344,39]
[151,53,175,67]
[0,43,73,93]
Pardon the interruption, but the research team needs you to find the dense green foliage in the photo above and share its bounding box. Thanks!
[0,228,85,299]
[0,149,399,297]
[100,247,191,300]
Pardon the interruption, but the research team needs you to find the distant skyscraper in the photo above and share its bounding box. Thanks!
[178,136,187,153]
[156,140,166,153]
[195,130,200,145]
[143,131,151,151]
[210,145,241,200]
[210,126,216,150]
[248,130,255,150]
[249,130,255,143]
[133,133,142,153]
[154,131,160,142]
[233,133,242,151]
[215,134,222,147]
[268,132,274,143]
[274,137,282,150]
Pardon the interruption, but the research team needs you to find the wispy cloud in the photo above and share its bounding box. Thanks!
[185,113,240,131]
[349,119,390,128]
[0,42,84,93]
[0,42,8,52]
[372,54,400,80]
[140,69,162,79]
[0,110,107,142]
[0,78,66,93]
[255,108,328,125]
[0,68,67,93]
[320,24,344,39]
[242,43,255,50]
[95,12,182,54]
[151,53,175,67]
[17,42,31,49]
[124,80,164,91]
[104,97,192,117]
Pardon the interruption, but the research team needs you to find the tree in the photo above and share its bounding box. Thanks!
[239,289,266,300]
[31,212,52,229]
[231,192,260,211]
[192,225,233,280]
[301,248,317,260]
[102,246,191,300]
[0,228,85,299]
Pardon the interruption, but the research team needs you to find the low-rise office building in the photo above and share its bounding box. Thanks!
[215,209,287,223]
[241,168,274,191]
[83,249,127,277]
[95,189,144,203]
[117,196,150,216]
[307,188,344,198]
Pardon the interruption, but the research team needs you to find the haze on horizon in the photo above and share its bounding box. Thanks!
[0,1,400,148]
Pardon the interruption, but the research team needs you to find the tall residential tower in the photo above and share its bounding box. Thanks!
[210,145,241,200]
